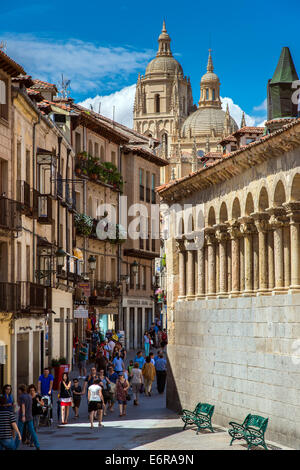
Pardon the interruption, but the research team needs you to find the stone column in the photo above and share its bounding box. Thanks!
[267,207,286,294]
[196,245,205,298]
[283,202,300,292]
[205,228,216,298]
[228,221,240,296]
[176,239,186,299]
[185,240,195,300]
[227,239,232,293]
[267,228,275,292]
[283,223,291,288]
[215,224,228,297]
[239,217,255,296]
[253,213,269,295]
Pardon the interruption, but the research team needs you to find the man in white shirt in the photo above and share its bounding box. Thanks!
[88,378,104,428]
[108,339,116,359]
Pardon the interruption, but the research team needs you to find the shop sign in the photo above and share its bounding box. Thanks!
[74,306,89,318]
[77,282,91,298]
[122,298,154,308]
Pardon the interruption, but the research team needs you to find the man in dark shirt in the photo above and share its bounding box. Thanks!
[155,354,167,394]
[15,384,40,450]
[0,395,21,450]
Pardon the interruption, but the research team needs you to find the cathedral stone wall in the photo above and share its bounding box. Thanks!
[167,294,300,449]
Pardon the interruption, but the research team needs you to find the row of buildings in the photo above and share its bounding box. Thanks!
[0,49,167,393]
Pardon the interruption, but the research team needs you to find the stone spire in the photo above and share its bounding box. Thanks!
[223,103,232,137]
[240,111,246,128]
[198,49,221,109]
[157,20,172,57]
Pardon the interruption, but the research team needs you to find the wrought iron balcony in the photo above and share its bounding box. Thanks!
[0,282,21,312]
[19,281,51,313]
[57,172,63,198]
[89,281,121,306]
[0,197,22,232]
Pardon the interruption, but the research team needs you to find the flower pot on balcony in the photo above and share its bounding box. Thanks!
[90,173,98,180]
[75,167,82,176]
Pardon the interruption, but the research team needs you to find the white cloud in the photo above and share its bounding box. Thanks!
[79,84,136,128]
[253,98,267,112]
[221,96,256,127]
[4,34,153,93]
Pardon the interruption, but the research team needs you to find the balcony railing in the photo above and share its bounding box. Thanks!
[0,282,21,312]
[19,281,51,313]
[89,281,121,306]
[0,197,22,232]
[57,173,63,198]
[38,195,53,224]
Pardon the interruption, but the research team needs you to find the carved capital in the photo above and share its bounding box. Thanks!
[204,227,216,245]
[283,202,300,224]
[175,236,186,252]
[214,223,229,243]
[238,217,256,235]
[227,220,241,239]
[266,207,287,229]
[251,212,270,233]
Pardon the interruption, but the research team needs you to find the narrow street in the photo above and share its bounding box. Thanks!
[17,351,292,451]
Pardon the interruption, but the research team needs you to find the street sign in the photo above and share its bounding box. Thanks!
[74,306,89,318]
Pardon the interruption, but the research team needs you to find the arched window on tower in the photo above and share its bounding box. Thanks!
[212,89,215,100]
[206,89,209,100]
[155,94,160,113]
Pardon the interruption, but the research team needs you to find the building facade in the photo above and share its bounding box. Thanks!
[158,48,300,448]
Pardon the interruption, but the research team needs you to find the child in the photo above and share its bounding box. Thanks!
[71,378,82,418]
[127,360,134,382]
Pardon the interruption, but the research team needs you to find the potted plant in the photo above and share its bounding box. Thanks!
[77,151,88,161]
[75,164,82,176]
[74,213,94,237]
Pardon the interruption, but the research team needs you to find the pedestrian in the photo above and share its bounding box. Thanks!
[116,373,129,417]
[0,394,21,450]
[106,365,117,412]
[37,367,54,422]
[99,369,112,416]
[2,384,15,412]
[134,351,145,369]
[78,342,89,378]
[127,360,134,381]
[160,329,168,350]
[112,351,125,375]
[88,378,104,428]
[103,339,110,360]
[131,362,143,406]
[95,349,108,374]
[149,324,156,348]
[154,323,159,348]
[71,378,82,418]
[59,372,72,425]
[149,352,155,365]
[142,356,156,396]
[154,350,162,363]
[144,331,150,357]
[28,385,44,447]
[15,384,40,450]
[155,353,167,394]
[108,338,116,360]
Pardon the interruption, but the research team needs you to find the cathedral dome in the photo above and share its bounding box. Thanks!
[181,107,238,138]
[201,72,219,83]
[145,56,183,75]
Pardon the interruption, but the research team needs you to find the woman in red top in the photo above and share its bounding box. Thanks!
[116,374,129,417]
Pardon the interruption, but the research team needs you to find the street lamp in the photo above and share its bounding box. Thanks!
[56,247,67,268]
[88,255,97,272]
[131,260,138,275]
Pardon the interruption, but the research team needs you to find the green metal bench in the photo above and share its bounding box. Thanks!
[181,402,215,434]
[228,414,269,450]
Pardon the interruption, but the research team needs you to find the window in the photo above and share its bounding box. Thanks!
[246,138,255,144]
[111,258,116,282]
[26,150,30,186]
[206,89,209,100]
[162,133,168,156]
[155,94,160,113]
[100,146,105,161]
[111,151,116,166]
[0,79,8,120]
[26,245,30,281]
[88,140,93,156]
[75,132,81,154]
[151,174,156,203]
[139,169,144,201]
[212,89,215,100]
[141,266,146,290]
[146,172,150,202]
[94,143,99,158]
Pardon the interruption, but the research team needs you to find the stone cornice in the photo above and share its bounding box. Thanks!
[158,118,300,202]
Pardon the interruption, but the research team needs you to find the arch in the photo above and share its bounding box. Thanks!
[258,186,269,211]
[94,142,99,159]
[232,197,241,220]
[290,173,300,201]
[219,201,228,223]
[273,180,286,207]
[207,206,216,227]
[245,192,254,216]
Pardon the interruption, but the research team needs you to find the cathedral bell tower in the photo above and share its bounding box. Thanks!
[133,21,193,175]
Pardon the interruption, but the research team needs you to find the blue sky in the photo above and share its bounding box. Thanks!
[2,0,300,126]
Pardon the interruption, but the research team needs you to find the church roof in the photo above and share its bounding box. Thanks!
[181,107,238,138]
[270,47,298,84]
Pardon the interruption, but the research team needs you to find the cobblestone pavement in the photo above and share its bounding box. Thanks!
[18,350,293,451]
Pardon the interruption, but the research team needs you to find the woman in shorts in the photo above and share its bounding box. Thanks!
[88,378,104,428]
